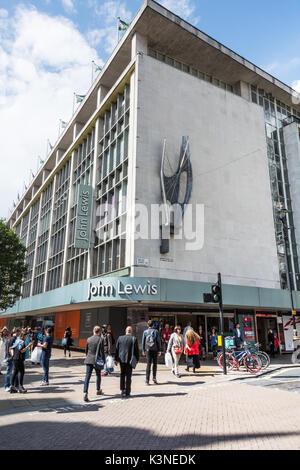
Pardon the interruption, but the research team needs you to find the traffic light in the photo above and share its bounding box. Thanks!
[211,283,221,303]
[203,278,222,304]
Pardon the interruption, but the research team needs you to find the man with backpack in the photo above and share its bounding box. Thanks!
[142,320,161,385]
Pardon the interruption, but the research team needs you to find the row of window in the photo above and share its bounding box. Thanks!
[251,88,300,290]
[17,83,130,295]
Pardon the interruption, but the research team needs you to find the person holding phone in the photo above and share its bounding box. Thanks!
[10,330,33,394]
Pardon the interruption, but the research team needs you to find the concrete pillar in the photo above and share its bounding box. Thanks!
[23,199,30,211]
[131,32,148,60]
[56,149,65,165]
[88,117,101,278]
[31,185,39,198]
[126,66,138,273]
[43,169,51,183]
[61,152,75,286]
[97,85,109,108]
[235,81,250,101]
[29,197,42,297]
[43,175,57,293]
[73,122,84,141]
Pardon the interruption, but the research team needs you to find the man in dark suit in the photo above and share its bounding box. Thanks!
[142,320,161,385]
[233,323,244,350]
[83,325,105,402]
[115,327,139,398]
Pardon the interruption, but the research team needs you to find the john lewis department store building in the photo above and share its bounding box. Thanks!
[2,0,300,352]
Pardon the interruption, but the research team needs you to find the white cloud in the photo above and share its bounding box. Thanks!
[0,6,100,220]
[0,9,8,18]
[61,0,77,14]
[160,0,200,25]
[87,0,132,54]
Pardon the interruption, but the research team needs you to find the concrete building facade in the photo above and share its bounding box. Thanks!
[2,0,300,352]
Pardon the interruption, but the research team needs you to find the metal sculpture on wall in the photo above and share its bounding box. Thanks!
[160,136,193,254]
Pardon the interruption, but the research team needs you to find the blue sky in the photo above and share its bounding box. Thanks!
[1,0,300,85]
[1,0,300,219]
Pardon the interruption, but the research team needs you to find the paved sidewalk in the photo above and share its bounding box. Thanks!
[0,349,222,414]
[1,349,300,450]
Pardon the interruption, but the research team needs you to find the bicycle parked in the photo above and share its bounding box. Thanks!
[218,342,261,374]
[248,342,270,370]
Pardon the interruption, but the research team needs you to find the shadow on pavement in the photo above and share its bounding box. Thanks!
[99,392,188,401]
[1,420,300,450]
[165,381,204,386]
[28,387,75,394]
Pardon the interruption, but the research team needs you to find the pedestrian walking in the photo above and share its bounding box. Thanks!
[233,323,244,350]
[63,326,73,357]
[142,320,161,385]
[115,326,139,398]
[198,325,206,361]
[274,334,280,354]
[24,327,32,360]
[167,325,184,378]
[184,329,200,373]
[210,328,218,359]
[162,323,173,354]
[83,326,105,402]
[39,327,53,386]
[10,331,33,393]
[183,321,194,339]
[4,328,20,392]
[0,328,9,374]
[107,324,115,345]
[268,329,275,358]
[101,324,113,376]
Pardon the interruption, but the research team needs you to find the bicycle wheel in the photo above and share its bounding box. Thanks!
[218,352,236,371]
[244,354,261,374]
[257,351,270,369]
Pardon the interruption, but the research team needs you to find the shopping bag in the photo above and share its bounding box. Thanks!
[106,355,114,372]
[31,346,42,364]
[165,352,173,369]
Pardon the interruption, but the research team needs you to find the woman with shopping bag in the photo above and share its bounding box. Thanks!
[167,325,184,378]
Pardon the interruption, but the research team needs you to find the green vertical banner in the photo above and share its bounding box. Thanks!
[74,184,93,249]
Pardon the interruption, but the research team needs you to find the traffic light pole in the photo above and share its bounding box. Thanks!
[218,273,227,375]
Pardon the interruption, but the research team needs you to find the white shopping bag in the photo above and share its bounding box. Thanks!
[106,355,114,370]
[165,352,173,369]
[31,346,42,364]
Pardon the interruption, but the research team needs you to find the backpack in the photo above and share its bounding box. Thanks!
[13,345,23,361]
[145,330,157,351]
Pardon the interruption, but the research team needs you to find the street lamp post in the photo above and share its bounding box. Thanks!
[279,208,299,345]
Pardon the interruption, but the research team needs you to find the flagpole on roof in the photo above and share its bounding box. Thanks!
[72,92,75,115]
[91,60,94,85]
[117,17,120,43]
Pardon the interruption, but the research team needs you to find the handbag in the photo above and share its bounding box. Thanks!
[130,337,138,369]
[173,346,183,355]
[94,338,104,370]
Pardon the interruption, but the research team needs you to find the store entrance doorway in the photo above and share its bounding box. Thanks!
[256,316,278,353]
[176,314,198,332]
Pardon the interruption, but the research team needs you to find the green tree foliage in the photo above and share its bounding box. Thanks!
[0,219,28,310]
